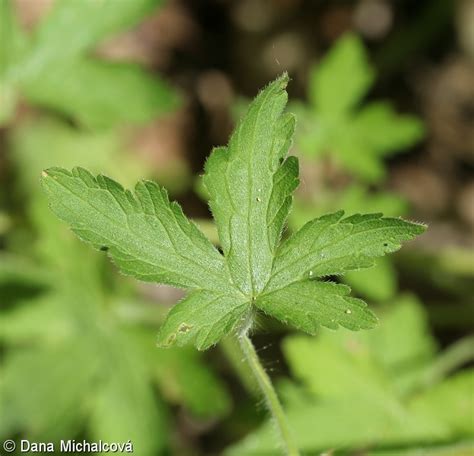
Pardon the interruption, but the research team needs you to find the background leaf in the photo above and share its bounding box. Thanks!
[309,33,374,116]
[21,59,178,128]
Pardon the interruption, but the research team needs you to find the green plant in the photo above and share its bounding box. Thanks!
[41,75,425,455]
[0,116,229,455]
[0,0,178,127]
[290,184,408,302]
[227,296,474,455]
[288,34,426,303]
[0,210,230,454]
[294,33,424,183]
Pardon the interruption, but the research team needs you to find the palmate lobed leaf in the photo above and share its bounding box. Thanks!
[42,75,426,350]
[298,34,425,183]
[1,0,176,127]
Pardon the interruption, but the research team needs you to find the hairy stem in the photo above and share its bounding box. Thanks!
[238,331,300,456]
[221,336,259,395]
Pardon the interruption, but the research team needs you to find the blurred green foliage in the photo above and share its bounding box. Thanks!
[294,33,424,183]
[289,34,427,303]
[0,0,178,127]
[0,211,231,452]
[227,296,474,455]
[0,99,229,454]
[0,1,472,453]
[0,1,196,450]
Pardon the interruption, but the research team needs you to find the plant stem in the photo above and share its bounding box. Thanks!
[221,336,259,396]
[418,335,474,389]
[238,331,300,456]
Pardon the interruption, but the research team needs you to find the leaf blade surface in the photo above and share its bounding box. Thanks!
[203,74,298,295]
[255,281,377,333]
[42,167,229,290]
[266,211,425,291]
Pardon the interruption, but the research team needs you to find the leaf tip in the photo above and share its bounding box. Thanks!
[414,221,428,233]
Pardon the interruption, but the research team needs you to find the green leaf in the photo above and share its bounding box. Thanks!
[266,211,425,291]
[283,332,388,400]
[336,136,387,181]
[225,396,446,456]
[0,343,99,440]
[370,295,437,379]
[157,290,249,350]
[289,186,407,302]
[2,0,176,127]
[22,0,162,73]
[255,281,377,333]
[309,33,374,116]
[154,346,232,417]
[409,370,474,435]
[21,59,179,128]
[0,223,227,448]
[88,333,168,455]
[42,76,426,349]
[352,102,425,156]
[10,118,145,192]
[41,167,229,290]
[298,34,424,183]
[203,75,298,295]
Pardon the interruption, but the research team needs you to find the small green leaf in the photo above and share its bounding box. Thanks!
[157,290,249,351]
[370,295,437,381]
[43,76,426,349]
[309,33,374,116]
[266,211,425,291]
[256,281,377,333]
[88,342,168,455]
[352,102,425,156]
[1,343,100,439]
[298,33,424,183]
